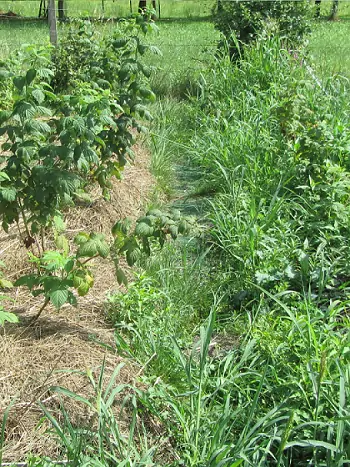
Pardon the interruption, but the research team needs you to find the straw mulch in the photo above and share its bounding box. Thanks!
[0,141,155,463]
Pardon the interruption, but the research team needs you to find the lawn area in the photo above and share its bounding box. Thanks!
[1,13,350,82]
[0,0,213,18]
[309,20,350,79]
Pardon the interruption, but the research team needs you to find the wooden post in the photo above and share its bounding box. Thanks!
[48,0,58,45]
[138,0,147,14]
[58,0,65,20]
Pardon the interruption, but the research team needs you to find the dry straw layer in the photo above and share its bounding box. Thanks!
[0,142,154,462]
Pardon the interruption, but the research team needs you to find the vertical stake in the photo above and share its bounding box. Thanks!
[48,0,58,45]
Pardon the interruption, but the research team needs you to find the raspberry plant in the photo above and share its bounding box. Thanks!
[0,15,177,324]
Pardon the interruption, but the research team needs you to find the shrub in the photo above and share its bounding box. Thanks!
[214,0,312,58]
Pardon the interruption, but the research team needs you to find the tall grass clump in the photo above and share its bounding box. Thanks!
[191,34,350,307]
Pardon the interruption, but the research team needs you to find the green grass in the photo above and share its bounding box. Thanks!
[0,0,213,18]
[309,20,350,79]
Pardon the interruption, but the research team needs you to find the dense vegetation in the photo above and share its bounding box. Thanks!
[1,2,350,466]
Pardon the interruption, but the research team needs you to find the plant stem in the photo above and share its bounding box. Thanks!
[41,226,45,253]
[27,298,50,326]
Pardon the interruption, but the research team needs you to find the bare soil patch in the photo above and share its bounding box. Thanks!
[0,141,154,462]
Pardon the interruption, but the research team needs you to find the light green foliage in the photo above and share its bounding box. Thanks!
[189,34,350,308]
[0,260,16,326]
[14,232,104,310]
[107,241,212,380]
[38,361,156,466]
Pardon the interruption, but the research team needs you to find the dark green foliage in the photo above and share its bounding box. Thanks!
[214,0,312,58]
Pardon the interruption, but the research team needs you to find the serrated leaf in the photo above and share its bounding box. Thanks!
[147,209,162,217]
[77,282,90,297]
[126,248,140,267]
[13,76,26,92]
[96,241,110,259]
[76,240,98,258]
[64,259,75,273]
[0,187,16,202]
[112,218,131,237]
[74,232,89,245]
[15,274,39,289]
[42,251,67,271]
[32,89,45,104]
[136,216,153,227]
[135,222,153,237]
[0,171,10,182]
[49,288,69,309]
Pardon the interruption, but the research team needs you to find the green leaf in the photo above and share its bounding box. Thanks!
[178,220,188,235]
[77,282,90,297]
[49,288,69,309]
[0,279,13,288]
[96,241,110,259]
[0,311,19,326]
[26,69,37,85]
[0,111,11,125]
[171,209,181,221]
[112,38,128,49]
[64,259,75,273]
[76,240,98,258]
[169,225,178,239]
[284,440,338,452]
[13,76,26,92]
[14,274,39,289]
[55,235,69,255]
[42,251,67,271]
[74,232,89,245]
[0,171,10,182]
[147,209,162,217]
[0,187,16,202]
[53,215,66,234]
[112,218,131,236]
[139,87,156,103]
[135,222,153,237]
[126,248,140,267]
[32,89,45,104]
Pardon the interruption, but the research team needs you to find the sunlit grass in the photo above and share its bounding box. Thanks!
[309,20,350,80]
[0,0,213,18]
